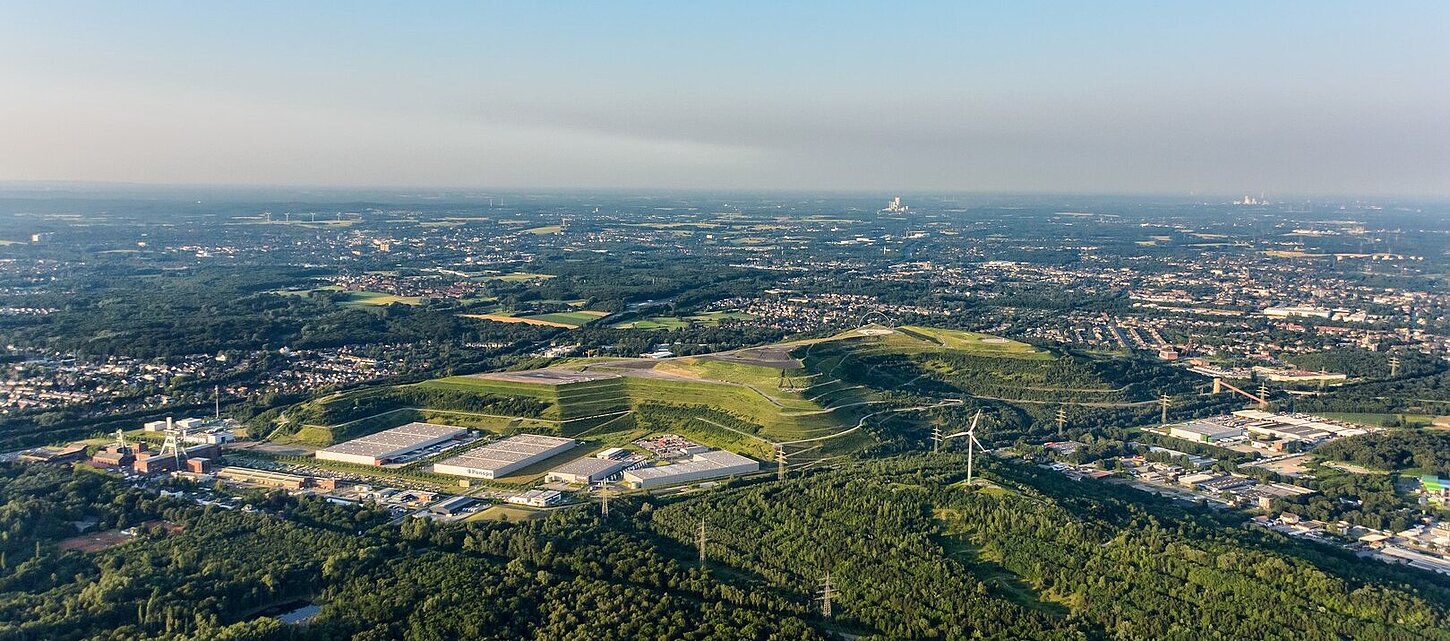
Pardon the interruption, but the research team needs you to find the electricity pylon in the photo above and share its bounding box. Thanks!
[697,519,707,567]
[595,481,609,517]
[818,572,835,618]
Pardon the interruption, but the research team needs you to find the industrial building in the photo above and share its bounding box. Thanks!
[1169,421,1245,443]
[433,434,577,479]
[315,422,468,466]
[545,456,629,484]
[507,489,564,507]
[622,450,758,489]
[427,495,477,516]
[595,447,628,460]
[133,443,222,475]
[216,466,309,490]
[18,444,87,464]
[1253,368,1348,384]
[1231,410,1368,443]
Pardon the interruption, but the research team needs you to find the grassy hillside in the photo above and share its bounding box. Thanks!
[272,325,1199,453]
[795,326,1200,404]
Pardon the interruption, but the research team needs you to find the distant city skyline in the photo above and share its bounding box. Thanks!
[2,2,1448,197]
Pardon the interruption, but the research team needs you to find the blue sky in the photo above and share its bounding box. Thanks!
[1,1,1447,196]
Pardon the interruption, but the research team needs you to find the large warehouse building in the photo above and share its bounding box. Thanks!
[545,456,630,484]
[433,434,577,479]
[1232,410,1369,439]
[315,422,467,466]
[622,450,758,489]
[1169,421,1245,443]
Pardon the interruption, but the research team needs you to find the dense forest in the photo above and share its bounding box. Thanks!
[3,457,1447,641]
[1314,429,1450,476]
[1286,349,1442,380]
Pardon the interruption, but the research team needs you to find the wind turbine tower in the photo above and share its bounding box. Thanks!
[968,411,980,484]
[959,410,986,485]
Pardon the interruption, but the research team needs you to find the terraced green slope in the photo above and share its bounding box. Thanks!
[420,375,631,434]
[276,326,1156,449]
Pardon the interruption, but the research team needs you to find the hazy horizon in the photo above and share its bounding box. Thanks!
[4,2,1448,197]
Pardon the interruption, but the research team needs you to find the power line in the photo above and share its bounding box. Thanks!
[698,519,708,567]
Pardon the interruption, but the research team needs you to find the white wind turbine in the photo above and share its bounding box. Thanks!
[944,410,987,484]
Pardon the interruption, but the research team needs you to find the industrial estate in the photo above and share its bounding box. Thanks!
[3,190,1448,641]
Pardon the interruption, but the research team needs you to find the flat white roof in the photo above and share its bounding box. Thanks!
[317,422,467,460]
[436,434,575,470]
[1174,422,1245,437]
[549,457,627,477]
[625,450,756,482]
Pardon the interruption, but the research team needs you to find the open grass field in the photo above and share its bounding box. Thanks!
[613,316,691,330]
[525,310,610,326]
[336,290,423,306]
[612,311,753,329]
[524,225,563,234]
[270,286,424,306]
[893,326,1049,358]
[467,505,549,522]
[1316,412,1441,429]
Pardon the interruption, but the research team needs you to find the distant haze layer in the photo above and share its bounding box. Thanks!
[1,2,1447,196]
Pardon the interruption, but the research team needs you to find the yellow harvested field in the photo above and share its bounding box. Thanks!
[461,314,576,328]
